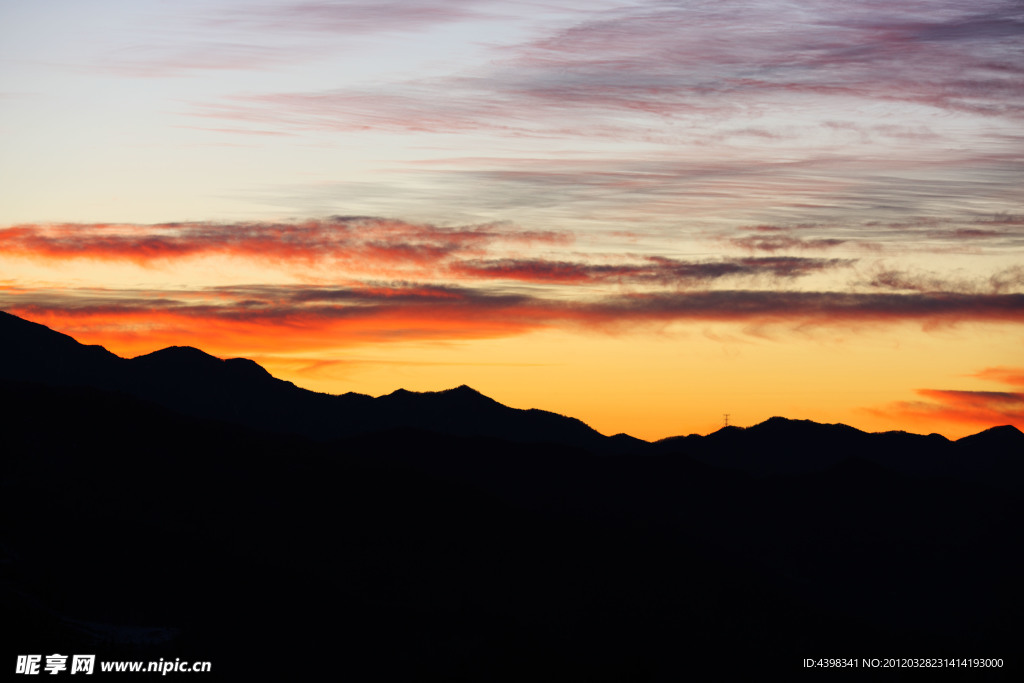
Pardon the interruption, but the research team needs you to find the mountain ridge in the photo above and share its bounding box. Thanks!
[1,309,1020,487]
[0,310,611,449]
[3,310,1017,442]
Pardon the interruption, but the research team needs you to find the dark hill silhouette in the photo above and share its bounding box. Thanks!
[2,308,1022,679]
[1,309,1020,488]
[0,310,611,450]
[0,310,121,385]
[694,416,866,473]
[956,423,1024,450]
[2,377,1021,680]
[369,384,606,447]
[655,415,1022,491]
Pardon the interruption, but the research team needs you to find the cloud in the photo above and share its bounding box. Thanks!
[864,265,1024,294]
[973,366,1024,386]
[729,235,848,253]
[276,153,1024,242]
[97,42,322,78]
[0,218,568,273]
[96,0,495,77]
[193,0,1024,137]
[869,214,1024,249]
[211,0,489,35]
[1,283,542,357]
[717,213,1024,260]
[449,256,853,285]
[576,291,1024,327]
[866,365,1024,430]
[0,219,859,288]
[5,284,1022,360]
[869,389,1024,431]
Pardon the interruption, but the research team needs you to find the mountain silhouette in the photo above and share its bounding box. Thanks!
[2,309,1021,680]
[1,309,1019,485]
[0,310,609,449]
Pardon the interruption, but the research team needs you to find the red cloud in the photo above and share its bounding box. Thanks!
[1,282,544,357]
[870,389,1024,431]
[4,285,1022,361]
[973,366,1024,387]
[0,219,569,270]
[0,219,859,288]
[866,366,1024,432]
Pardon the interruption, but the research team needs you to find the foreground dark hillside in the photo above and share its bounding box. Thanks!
[1,311,1021,679]
[2,378,1020,680]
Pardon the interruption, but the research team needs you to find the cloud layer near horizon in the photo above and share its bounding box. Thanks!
[4,280,1023,356]
[2,216,1021,350]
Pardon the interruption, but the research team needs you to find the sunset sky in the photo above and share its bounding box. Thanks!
[1,0,1022,439]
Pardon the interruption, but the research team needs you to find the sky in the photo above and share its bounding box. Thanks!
[1,0,1022,439]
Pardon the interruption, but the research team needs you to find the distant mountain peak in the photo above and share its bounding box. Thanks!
[761,416,807,426]
[712,425,745,435]
[382,384,492,402]
[443,384,486,397]
[135,345,220,361]
[979,424,1022,437]
[956,424,1024,447]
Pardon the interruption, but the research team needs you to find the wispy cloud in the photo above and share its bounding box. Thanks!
[5,284,1022,360]
[577,290,1024,327]
[163,1,1024,238]
[449,256,853,285]
[263,155,1024,244]
[867,367,1024,430]
[1,283,544,355]
[95,0,499,78]
[506,0,1024,118]
[0,219,862,288]
[729,235,848,253]
[97,42,321,78]
[0,218,567,274]
[973,366,1024,386]
[205,0,490,35]
[191,0,1024,136]
[863,265,1024,294]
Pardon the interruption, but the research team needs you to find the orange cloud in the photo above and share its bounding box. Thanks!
[872,390,1024,431]
[973,366,1024,387]
[2,283,544,357]
[4,283,1023,362]
[0,218,569,271]
[867,367,1024,432]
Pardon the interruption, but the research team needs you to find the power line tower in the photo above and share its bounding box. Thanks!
[723,413,730,428]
